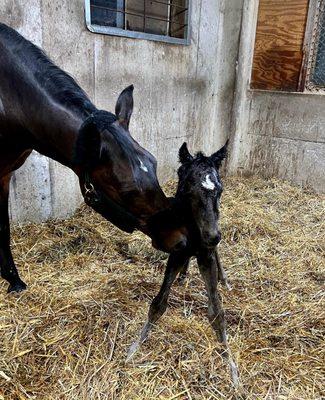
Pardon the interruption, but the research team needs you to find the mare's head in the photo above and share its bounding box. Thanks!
[74,85,187,252]
[176,141,228,249]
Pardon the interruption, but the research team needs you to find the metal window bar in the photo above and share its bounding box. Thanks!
[90,4,188,30]
[167,1,171,36]
[172,7,187,18]
[86,0,190,45]
[116,0,124,28]
[149,0,186,9]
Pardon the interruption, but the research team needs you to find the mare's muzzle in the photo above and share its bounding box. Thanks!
[83,173,140,233]
[146,203,188,253]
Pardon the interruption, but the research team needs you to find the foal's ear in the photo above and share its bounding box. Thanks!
[179,142,194,164]
[211,139,229,168]
[73,117,101,169]
[115,84,134,129]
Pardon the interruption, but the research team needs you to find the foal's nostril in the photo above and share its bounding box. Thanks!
[174,238,187,251]
[216,232,222,245]
[208,232,221,247]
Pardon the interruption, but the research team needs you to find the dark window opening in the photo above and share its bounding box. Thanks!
[90,0,124,28]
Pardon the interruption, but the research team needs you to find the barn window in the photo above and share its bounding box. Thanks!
[85,0,190,45]
[251,0,325,93]
[304,0,325,90]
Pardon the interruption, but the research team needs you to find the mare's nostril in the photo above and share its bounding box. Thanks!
[174,238,187,251]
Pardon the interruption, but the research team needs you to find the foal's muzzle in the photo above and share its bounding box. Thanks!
[204,231,222,248]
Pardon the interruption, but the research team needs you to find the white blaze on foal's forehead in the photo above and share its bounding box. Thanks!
[202,174,215,190]
[138,158,148,173]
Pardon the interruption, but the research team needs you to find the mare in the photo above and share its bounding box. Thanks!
[0,23,187,293]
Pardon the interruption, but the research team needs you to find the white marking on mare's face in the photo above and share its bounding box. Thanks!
[202,174,215,190]
[138,158,148,173]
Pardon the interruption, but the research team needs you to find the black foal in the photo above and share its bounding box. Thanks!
[127,140,239,386]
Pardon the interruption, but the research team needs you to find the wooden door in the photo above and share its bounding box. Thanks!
[251,0,309,91]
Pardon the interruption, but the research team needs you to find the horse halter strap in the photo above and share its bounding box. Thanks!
[84,172,96,201]
[83,172,140,233]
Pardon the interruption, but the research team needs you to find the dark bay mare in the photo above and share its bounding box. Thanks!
[127,141,239,386]
[0,23,187,293]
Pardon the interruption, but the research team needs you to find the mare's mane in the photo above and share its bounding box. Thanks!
[0,23,95,115]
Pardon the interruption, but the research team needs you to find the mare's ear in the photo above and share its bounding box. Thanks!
[73,117,101,169]
[211,139,229,169]
[115,84,134,129]
[179,142,194,164]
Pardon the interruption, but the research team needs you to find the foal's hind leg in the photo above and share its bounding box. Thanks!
[176,257,190,284]
[127,251,190,361]
[197,250,239,386]
[216,250,231,290]
[0,174,27,293]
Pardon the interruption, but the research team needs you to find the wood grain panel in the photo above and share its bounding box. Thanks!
[251,0,309,91]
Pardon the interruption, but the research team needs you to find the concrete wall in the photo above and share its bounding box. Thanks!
[238,90,325,192]
[228,0,325,194]
[1,0,244,222]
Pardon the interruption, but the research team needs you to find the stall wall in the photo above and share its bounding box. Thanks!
[238,90,325,192]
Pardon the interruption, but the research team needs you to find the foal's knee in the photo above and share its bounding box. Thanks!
[208,306,225,322]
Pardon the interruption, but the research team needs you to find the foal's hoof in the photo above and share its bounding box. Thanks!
[176,274,187,286]
[7,280,27,293]
[126,340,140,362]
[229,358,240,388]
[223,280,232,291]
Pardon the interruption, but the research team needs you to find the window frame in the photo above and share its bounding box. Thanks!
[84,0,191,45]
[300,0,325,92]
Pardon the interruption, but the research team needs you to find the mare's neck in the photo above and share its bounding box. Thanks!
[27,96,96,171]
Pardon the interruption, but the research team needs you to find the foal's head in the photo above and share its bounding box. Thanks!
[176,141,228,249]
[74,85,187,252]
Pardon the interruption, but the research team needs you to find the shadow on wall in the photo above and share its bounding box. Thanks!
[9,152,82,223]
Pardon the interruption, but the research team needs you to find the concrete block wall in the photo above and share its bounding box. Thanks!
[1,0,243,223]
[1,0,82,223]
[239,91,325,193]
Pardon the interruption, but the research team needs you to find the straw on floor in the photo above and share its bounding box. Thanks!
[0,176,324,399]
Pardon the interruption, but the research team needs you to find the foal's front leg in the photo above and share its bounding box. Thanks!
[197,249,239,386]
[127,251,190,361]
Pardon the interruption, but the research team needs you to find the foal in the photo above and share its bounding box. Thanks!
[128,141,239,385]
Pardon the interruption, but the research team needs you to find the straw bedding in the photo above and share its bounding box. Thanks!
[0,176,324,399]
